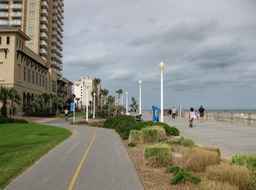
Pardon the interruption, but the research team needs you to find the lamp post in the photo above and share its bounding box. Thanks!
[138,80,142,115]
[85,84,89,122]
[93,92,96,119]
[126,91,129,115]
[159,61,165,122]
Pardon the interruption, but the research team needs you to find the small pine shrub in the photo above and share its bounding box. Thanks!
[144,143,172,167]
[166,166,201,185]
[198,180,239,190]
[181,147,220,172]
[206,164,254,190]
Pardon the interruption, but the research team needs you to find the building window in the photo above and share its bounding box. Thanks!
[45,78,47,91]
[52,80,56,92]
[29,11,34,16]
[39,75,41,86]
[6,36,10,45]
[29,19,34,25]
[36,73,38,85]
[28,44,34,49]
[29,27,34,33]
[23,67,26,81]
[32,71,34,84]
[29,35,34,40]
[27,69,30,82]
[0,36,1,44]
[42,76,45,87]
[30,3,35,9]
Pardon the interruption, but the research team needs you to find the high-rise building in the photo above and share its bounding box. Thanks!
[0,0,72,113]
[0,0,64,75]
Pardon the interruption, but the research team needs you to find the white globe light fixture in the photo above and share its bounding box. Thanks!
[93,92,96,119]
[126,91,129,115]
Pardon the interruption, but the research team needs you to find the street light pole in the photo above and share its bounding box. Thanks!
[159,61,165,122]
[126,91,129,115]
[86,84,89,122]
[93,92,96,119]
[138,80,142,115]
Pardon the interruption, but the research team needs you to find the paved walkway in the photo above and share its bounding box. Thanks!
[142,113,256,158]
[6,117,144,190]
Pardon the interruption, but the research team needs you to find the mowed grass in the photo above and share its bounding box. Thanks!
[0,123,72,189]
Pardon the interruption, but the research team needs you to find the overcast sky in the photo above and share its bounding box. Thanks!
[62,0,256,110]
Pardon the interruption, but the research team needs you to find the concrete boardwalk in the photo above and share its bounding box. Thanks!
[143,113,256,157]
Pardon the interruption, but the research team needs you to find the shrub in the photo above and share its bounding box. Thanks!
[0,115,8,124]
[198,180,239,190]
[201,146,221,157]
[166,166,201,185]
[128,130,141,144]
[128,142,137,147]
[206,164,254,190]
[176,137,195,148]
[144,143,172,167]
[181,147,220,172]
[230,154,256,182]
[103,115,138,139]
[137,121,180,136]
[140,126,166,144]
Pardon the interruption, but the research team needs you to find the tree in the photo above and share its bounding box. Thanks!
[130,96,138,112]
[92,78,101,110]
[115,89,123,106]
[0,86,21,117]
[101,89,109,107]
[107,95,115,115]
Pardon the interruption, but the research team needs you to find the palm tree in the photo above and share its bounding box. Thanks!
[130,96,138,112]
[115,89,123,106]
[0,86,21,117]
[92,78,101,110]
[107,95,115,115]
[101,89,109,107]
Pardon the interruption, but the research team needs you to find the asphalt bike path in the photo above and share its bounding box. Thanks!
[6,118,144,190]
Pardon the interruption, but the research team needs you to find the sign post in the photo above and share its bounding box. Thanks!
[70,102,75,122]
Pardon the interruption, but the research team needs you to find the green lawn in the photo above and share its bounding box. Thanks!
[0,123,72,190]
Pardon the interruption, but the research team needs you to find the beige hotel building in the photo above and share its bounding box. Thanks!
[0,0,73,112]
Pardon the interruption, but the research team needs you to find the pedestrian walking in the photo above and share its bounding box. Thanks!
[64,108,69,121]
[189,107,195,128]
[198,105,205,121]
[171,107,176,119]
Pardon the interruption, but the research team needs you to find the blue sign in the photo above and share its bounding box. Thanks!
[152,106,159,122]
[70,103,75,112]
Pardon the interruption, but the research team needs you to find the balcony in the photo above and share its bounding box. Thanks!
[0,0,8,2]
[11,19,21,26]
[40,32,48,40]
[11,4,22,10]
[40,16,48,24]
[40,40,47,48]
[41,9,48,17]
[11,12,21,18]
[41,1,49,10]
[40,48,47,56]
[40,24,48,32]
[0,12,8,18]
[13,0,22,2]
[0,19,8,25]
[0,4,8,10]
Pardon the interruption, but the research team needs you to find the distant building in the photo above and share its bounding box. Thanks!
[0,0,73,112]
[74,76,93,108]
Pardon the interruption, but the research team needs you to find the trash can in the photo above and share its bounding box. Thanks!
[152,106,159,122]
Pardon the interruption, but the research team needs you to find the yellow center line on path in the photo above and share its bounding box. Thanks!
[68,132,96,190]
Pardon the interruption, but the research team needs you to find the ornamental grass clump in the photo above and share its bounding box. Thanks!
[230,154,256,182]
[128,130,141,144]
[181,147,220,172]
[206,164,254,190]
[198,180,239,190]
[140,126,166,144]
[144,143,172,167]
[176,136,195,148]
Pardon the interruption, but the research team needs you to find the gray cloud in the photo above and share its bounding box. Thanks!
[63,0,256,110]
